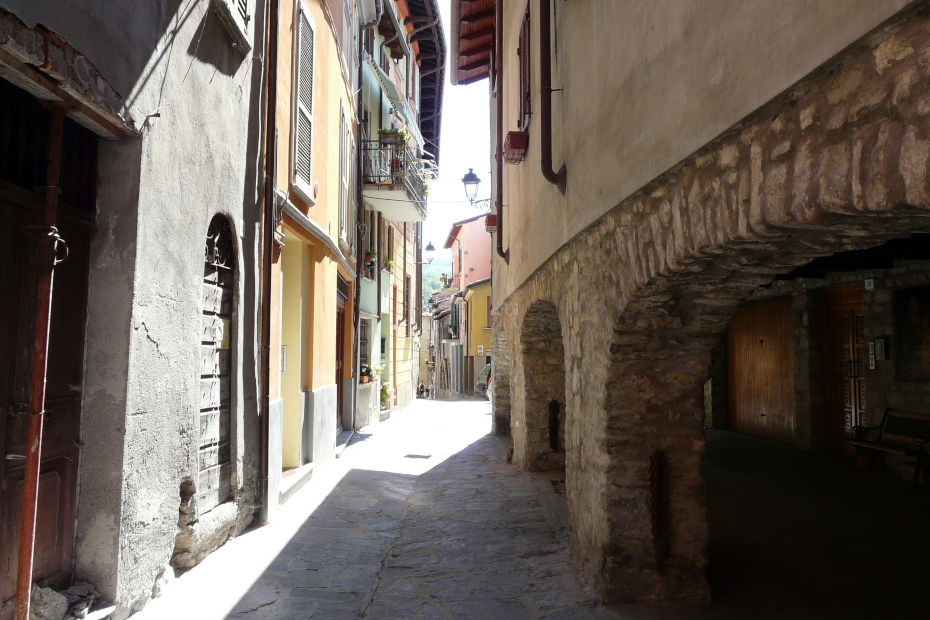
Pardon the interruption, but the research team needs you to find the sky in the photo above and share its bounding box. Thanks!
[421,0,492,257]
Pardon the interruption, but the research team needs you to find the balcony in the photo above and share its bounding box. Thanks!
[362,139,429,222]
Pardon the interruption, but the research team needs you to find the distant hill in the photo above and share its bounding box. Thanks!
[422,256,453,304]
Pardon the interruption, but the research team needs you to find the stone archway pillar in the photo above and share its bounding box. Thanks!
[600,335,713,603]
[489,321,512,435]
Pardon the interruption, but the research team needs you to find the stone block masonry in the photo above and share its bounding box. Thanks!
[492,4,930,603]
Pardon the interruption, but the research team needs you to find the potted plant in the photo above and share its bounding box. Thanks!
[378,127,407,142]
[380,382,393,408]
[384,259,395,271]
[360,363,372,384]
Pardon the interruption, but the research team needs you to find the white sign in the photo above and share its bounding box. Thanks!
[477,345,484,355]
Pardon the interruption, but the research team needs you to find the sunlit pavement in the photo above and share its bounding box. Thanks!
[134,398,614,619]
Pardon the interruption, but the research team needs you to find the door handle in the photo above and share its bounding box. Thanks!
[4,453,25,461]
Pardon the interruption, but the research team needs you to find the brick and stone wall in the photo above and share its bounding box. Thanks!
[492,4,930,603]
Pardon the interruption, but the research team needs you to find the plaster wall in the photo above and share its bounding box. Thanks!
[493,0,912,306]
[465,281,491,357]
[281,232,310,468]
[276,0,357,236]
[448,217,492,291]
[0,0,270,613]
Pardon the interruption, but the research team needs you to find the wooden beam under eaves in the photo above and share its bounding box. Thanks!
[462,7,494,23]
[458,56,491,72]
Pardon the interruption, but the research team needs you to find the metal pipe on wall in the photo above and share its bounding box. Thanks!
[353,1,383,431]
[494,0,509,263]
[258,0,279,524]
[538,0,566,193]
[15,104,66,620]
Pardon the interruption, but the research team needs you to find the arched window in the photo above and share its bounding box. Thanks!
[199,215,235,512]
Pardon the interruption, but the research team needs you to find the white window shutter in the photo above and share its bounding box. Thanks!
[294,8,314,187]
[339,109,348,240]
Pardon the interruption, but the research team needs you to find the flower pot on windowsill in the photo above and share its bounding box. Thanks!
[360,375,370,384]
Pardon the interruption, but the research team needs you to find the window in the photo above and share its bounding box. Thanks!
[339,107,349,240]
[387,225,394,264]
[377,213,384,267]
[293,5,315,196]
[404,276,411,336]
[360,320,370,365]
[517,5,531,130]
[487,296,492,328]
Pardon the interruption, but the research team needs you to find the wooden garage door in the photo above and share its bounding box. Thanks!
[727,299,796,442]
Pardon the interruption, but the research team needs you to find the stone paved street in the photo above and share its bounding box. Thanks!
[136,399,616,619]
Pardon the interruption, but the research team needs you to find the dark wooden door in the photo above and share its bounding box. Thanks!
[824,287,867,454]
[198,216,234,513]
[727,299,796,442]
[1,190,89,602]
[335,298,346,432]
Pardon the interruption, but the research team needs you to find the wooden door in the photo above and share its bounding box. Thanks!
[727,299,796,442]
[824,287,867,454]
[1,191,89,601]
[198,216,234,513]
[335,298,346,432]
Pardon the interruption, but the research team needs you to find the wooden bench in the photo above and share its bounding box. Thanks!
[849,409,930,486]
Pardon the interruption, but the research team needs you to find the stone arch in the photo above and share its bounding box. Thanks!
[489,317,512,436]
[591,10,930,603]
[512,300,567,471]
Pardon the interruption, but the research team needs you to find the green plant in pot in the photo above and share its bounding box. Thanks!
[384,259,395,271]
[378,127,407,142]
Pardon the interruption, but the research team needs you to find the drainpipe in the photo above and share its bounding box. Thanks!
[354,2,382,431]
[15,104,66,620]
[404,17,440,46]
[539,0,566,194]
[494,0,509,263]
[258,0,279,523]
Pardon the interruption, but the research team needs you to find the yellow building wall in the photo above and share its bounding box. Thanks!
[466,281,491,357]
[269,256,283,401]
[280,230,311,468]
[274,0,357,398]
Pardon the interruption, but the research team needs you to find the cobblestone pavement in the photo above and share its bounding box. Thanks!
[227,400,615,619]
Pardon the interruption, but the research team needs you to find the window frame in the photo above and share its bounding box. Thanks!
[517,4,531,130]
[291,2,316,205]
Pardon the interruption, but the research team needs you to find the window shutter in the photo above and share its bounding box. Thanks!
[339,109,348,239]
[295,9,315,186]
[517,6,531,130]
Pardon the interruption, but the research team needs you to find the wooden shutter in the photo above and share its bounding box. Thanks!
[517,5,531,130]
[339,108,347,239]
[294,8,314,187]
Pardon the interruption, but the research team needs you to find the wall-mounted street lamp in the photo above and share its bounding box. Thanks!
[461,168,491,211]
[417,241,436,266]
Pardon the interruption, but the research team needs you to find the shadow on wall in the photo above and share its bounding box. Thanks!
[187,8,247,77]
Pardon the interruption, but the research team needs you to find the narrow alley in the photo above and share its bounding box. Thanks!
[135,400,614,619]
[132,398,930,620]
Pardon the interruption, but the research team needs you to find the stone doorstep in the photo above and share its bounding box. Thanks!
[335,429,355,459]
[279,462,314,504]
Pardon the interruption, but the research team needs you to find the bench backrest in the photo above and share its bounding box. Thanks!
[880,409,930,445]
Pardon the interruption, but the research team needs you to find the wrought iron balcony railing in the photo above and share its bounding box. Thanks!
[362,139,428,208]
